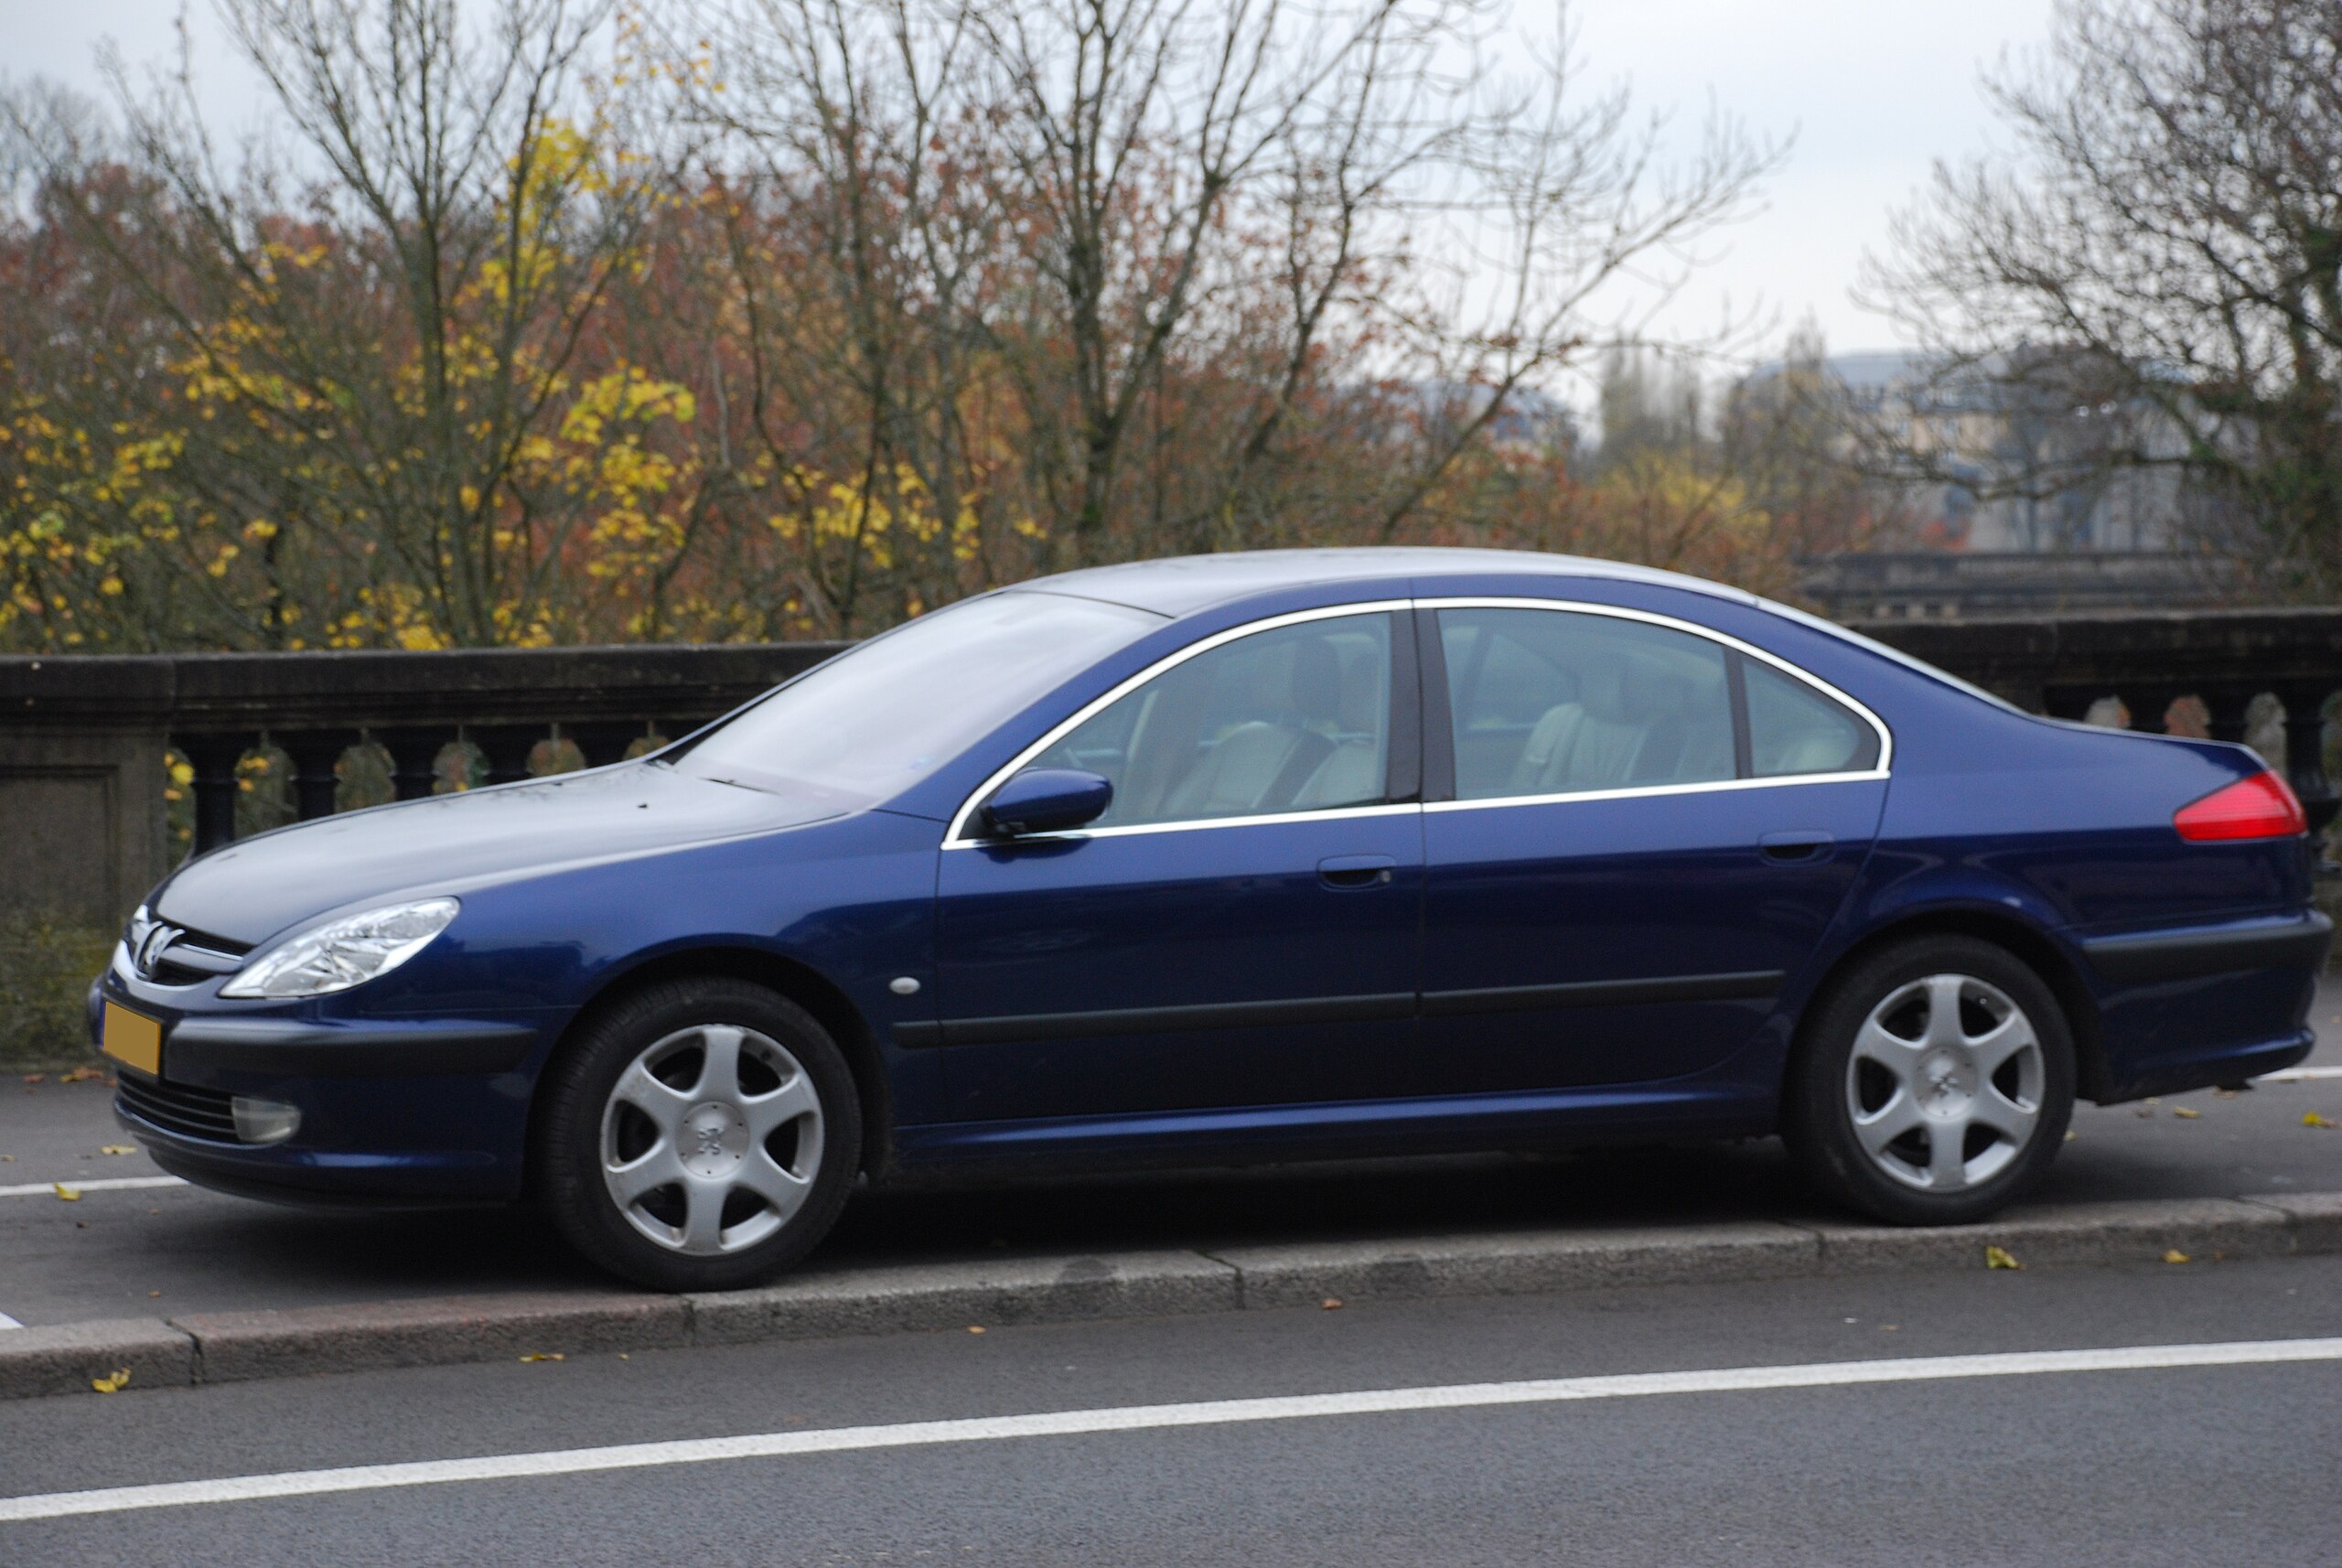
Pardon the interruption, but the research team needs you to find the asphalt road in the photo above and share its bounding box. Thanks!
[2,979,2337,1327]
[4,1247,2340,1563]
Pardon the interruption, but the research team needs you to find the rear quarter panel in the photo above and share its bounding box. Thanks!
[1787,637,2315,1101]
[1453,575,2318,1106]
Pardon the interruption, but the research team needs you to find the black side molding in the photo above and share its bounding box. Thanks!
[2080,910,2334,985]
[897,992,1416,1049]
[1420,970,1786,1017]
[895,969,1783,1048]
[167,1019,541,1077]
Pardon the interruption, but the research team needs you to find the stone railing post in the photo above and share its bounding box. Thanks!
[2278,685,2339,833]
[282,729,359,821]
[0,656,174,926]
[177,732,251,855]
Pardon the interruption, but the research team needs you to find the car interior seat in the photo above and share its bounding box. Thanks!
[1292,638,1387,809]
[1513,654,1692,792]
[1160,638,1342,818]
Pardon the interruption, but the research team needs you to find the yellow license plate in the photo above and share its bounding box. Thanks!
[101,1002,163,1077]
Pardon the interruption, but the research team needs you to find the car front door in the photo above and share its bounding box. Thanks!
[1417,601,1888,1093]
[931,606,1425,1123]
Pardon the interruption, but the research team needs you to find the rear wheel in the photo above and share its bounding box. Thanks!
[1785,936,2074,1225]
[536,978,861,1291]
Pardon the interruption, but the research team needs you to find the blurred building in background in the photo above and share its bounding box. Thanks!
[1764,350,2234,620]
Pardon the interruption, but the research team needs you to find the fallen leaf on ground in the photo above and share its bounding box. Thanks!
[966,1326,986,1335]
[53,1184,80,1201]
[58,1066,101,1083]
[2306,1112,2335,1129]
[91,1369,131,1393]
[2172,1107,2201,1119]
[2164,1250,2191,1264]
[1321,1297,1345,1311]
[100,1144,136,1155]
[2064,1131,2079,1142]
[21,1075,44,1085]
[517,1352,564,1363]
[1984,1246,2024,1271]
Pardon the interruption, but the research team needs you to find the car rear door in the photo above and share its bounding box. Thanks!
[929,606,1426,1122]
[1416,601,1888,1093]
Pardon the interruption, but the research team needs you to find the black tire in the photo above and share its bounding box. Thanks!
[535,978,862,1291]
[1784,935,2075,1226]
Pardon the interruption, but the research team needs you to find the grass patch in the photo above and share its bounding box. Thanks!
[0,918,114,1071]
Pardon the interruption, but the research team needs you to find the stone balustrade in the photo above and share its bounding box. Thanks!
[0,643,841,925]
[1,606,2336,926]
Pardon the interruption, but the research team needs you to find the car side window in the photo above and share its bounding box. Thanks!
[1744,657,1879,777]
[1026,613,1394,828]
[1438,607,1736,800]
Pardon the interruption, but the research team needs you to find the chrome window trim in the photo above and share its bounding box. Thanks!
[943,600,1413,847]
[1423,596,1893,806]
[941,592,1891,847]
[1421,769,1885,815]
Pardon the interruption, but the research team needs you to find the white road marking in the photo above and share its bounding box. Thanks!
[0,1312,20,1331]
[0,1176,187,1200]
[5,1337,2339,1523]
[2260,1066,2342,1082]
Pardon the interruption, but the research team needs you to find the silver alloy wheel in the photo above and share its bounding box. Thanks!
[1844,972,2045,1192]
[598,1023,825,1255]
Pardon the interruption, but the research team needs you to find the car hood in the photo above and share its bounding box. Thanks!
[154,762,848,947]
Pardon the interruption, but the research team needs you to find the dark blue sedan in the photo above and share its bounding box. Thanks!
[94,550,2330,1288]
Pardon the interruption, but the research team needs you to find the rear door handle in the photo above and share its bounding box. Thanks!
[1759,832,1835,863]
[1318,854,1398,889]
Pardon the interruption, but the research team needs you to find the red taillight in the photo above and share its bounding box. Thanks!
[2173,770,2307,843]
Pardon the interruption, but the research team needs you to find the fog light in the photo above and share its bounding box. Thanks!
[231,1096,302,1145]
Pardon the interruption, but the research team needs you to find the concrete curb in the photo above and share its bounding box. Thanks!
[5,1190,2338,1402]
[171,1292,693,1386]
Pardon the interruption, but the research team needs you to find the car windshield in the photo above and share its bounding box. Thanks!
[666,590,1163,805]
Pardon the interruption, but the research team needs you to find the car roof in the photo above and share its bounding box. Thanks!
[1005,548,1757,618]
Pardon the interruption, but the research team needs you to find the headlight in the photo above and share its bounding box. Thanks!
[220,898,460,999]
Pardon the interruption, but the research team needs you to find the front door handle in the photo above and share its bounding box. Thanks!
[1318,854,1398,889]
[1759,831,1834,864]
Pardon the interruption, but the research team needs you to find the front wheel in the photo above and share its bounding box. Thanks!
[1784,936,2075,1226]
[536,979,862,1291]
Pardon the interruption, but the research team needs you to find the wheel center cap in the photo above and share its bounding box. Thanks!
[680,1101,749,1176]
[1920,1051,1974,1112]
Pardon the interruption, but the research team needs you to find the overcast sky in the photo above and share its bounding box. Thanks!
[5,0,2058,366]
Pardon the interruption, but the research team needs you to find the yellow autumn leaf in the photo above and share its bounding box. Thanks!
[518,1352,564,1363]
[1984,1246,2023,1271]
[2306,1112,2335,1129]
[2163,1250,2191,1264]
[54,1184,81,1201]
[2172,1107,2200,1120]
[91,1368,131,1393]
[100,1144,136,1155]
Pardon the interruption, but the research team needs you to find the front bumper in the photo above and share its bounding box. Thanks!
[94,972,556,1207]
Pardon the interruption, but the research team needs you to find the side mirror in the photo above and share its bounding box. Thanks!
[981,768,1112,837]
